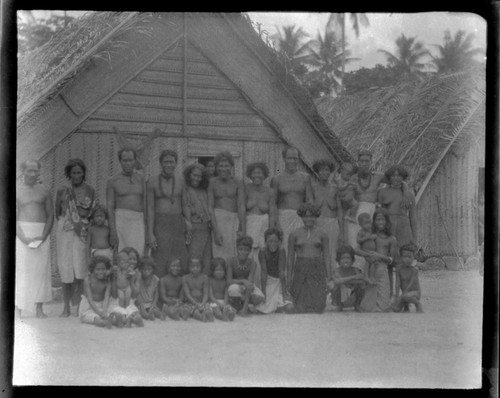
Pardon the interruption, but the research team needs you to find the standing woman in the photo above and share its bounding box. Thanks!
[245,162,276,288]
[16,160,54,318]
[183,163,212,275]
[377,165,417,248]
[311,159,341,270]
[288,203,332,314]
[55,158,96,317]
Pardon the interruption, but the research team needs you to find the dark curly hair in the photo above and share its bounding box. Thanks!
[297,203,321,218]
[264,228,282,242]
[89,255,112,273]
[399,243,418,255]
[282,146,299,159]
[384,165,409,181]
[236,235,253,250]
[372,208,393,236]
[214,151,234,168]
[312,159,336,174]
[121,247,140,264]
[183,163,209,190]
[336,245,355,263]
[210,257,227,277]
[139,256,156,269]
[64,158,87,181]
[246,162,270,180]
[159,149,178,164]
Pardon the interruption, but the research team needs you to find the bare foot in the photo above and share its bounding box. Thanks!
[60,307,70,318]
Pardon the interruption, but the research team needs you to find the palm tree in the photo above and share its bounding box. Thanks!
[271,24,311,78]
[430,30,485,73]
[378,34,430,80]
[326,13,369,92]
[304,29,357,97]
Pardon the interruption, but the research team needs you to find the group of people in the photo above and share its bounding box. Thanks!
[15,145,423,328]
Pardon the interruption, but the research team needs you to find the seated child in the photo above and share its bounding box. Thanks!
[254,228,293,314]
[182,258,215,322]
[356,212,378,280]
[227,236,265,316]
[159,259,188,321]
[393,243,424,313]
[331,245,369,312]
[133,256,162,321]
[109,251,143,327]
[334,162,359,223]
[208,258,236,321]
[122,246,140,278]
[79,255,113,328]
[87,205,113,263]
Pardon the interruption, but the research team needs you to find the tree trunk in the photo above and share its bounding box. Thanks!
[341,14,346,94]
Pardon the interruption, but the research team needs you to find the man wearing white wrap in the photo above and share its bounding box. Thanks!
[107,148,146,255]
[16,159,54,318]
[209,151,246,262]
[271,146,313,274]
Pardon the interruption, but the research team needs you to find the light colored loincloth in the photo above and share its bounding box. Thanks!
[228,283,265,299]
[79,295,109,324]
[56,218,88,283]
[246,213,269,289]
[316,217,340,269]
[15,222,52,313]
[278,209,304,256]
[212,208,239,262]
[115,208,145,255]
[108,296,139,317]
[254,276,291,314]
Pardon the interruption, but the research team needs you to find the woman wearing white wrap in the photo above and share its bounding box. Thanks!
[244,162,276,289]
[16,159,54,318]
[55,158,95,317]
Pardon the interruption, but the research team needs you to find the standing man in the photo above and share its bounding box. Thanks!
[209,151,246,263]
[16,160,54,318]
[271,146,313,257]
[147,149,188,277]
[107,147,146,255]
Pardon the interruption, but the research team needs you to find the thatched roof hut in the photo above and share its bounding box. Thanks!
[17,12,353,269]
[316,69,485,262]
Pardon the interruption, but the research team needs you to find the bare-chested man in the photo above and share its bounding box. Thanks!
[208,151,245,262]
[16,159,54,318]
[107,148,146,255]
[271,146,313,256]
[147,149,188,277]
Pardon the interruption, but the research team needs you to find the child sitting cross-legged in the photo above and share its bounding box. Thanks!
[79,255,113,329]
[109,251,143,327]
[392,243,424,313]
[133,256,163,321]
[159,259,187,320]
[208,258,237,321]
[227,236,265,316]
[331,245,370,312]
[182,258,215,322]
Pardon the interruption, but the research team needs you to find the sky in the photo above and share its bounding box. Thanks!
[247,12,487,72]
[23,11,487,73]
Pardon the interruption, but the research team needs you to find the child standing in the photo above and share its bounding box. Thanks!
[182,258,215,322]
[79,255,113,328]
[334,162,359,223]
[208,258,236,321]
[331,245,369,312]
[133,256,163,321]
[254,228,293,314]
[109,251,143,327]
[393,244,424,313]
[227,236,265,316]
[159,259,188,320]
[87,205,113,263]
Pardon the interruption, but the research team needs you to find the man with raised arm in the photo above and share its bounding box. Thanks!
[271,146,313,256]
[106,147,146,255]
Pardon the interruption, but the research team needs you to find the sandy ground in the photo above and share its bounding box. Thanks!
[12,269,483,388]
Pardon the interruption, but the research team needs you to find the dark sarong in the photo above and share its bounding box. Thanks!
[290,257,327,314]
[188,222,212,275]
[153,213,188,277]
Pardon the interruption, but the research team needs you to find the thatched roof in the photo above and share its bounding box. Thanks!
[315,67,485,202]
[17,11,353,165]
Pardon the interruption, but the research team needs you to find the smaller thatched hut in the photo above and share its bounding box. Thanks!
[316,68,485,266]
